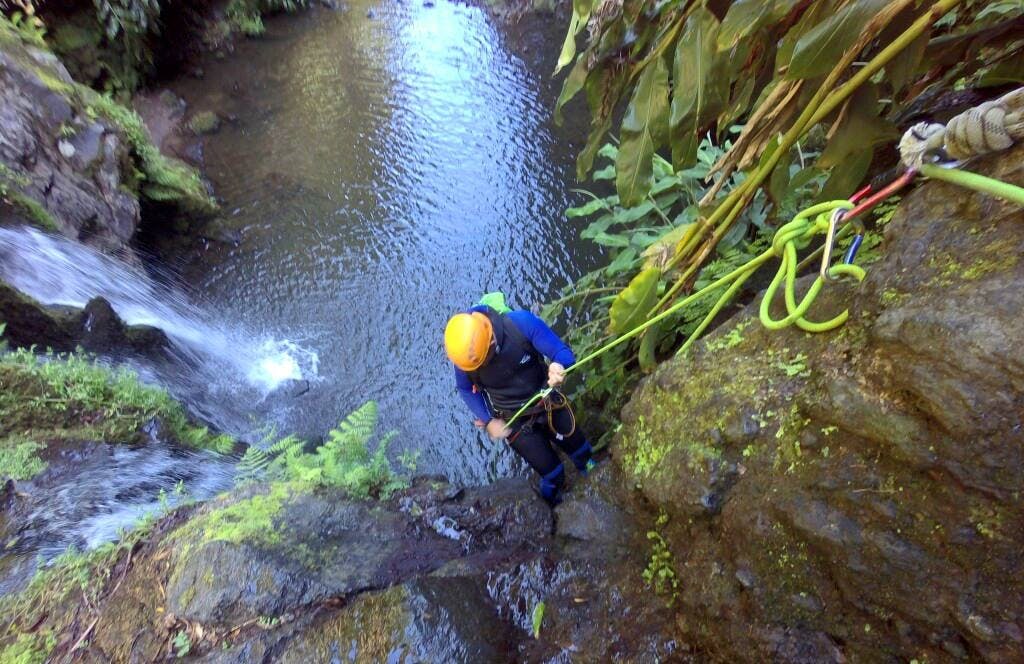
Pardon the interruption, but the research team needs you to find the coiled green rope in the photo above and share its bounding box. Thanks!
[505,167,1024,427]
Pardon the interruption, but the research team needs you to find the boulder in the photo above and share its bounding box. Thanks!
[0,39,139,251]
[0,282,169,358]
[614,145,1024,662]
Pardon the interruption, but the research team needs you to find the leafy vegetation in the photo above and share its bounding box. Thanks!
[236,401,408,499]
[642,510,679,606]
[549,0,1023,431]
[0,348,234,480]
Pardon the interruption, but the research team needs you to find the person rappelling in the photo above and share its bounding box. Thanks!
[443,293,595,505]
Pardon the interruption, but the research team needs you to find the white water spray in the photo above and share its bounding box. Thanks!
[0,226,318,395]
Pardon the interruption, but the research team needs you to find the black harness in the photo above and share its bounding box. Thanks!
[467,307,546,415]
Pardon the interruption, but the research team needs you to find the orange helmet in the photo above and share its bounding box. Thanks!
[444,312,493,371]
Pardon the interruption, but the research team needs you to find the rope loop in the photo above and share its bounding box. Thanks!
[760,200,862,333]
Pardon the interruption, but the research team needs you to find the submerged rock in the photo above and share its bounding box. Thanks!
[615,145,1024,662]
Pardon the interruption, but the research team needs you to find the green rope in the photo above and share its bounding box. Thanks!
[505,160,1024,428]
[505,200,859,426]
[920,163,1024,206]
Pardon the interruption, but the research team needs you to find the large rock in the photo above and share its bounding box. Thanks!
[0,281,169,357]
[0,34,139,251]
[615,145,1024,662]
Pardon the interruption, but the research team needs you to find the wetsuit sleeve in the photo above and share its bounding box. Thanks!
[454,367,493,422]
[507,311,576,367]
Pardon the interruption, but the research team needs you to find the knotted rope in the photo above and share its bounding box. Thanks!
[899,87,1024,169]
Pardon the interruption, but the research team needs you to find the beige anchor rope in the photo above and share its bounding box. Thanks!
[899,87,1024,169]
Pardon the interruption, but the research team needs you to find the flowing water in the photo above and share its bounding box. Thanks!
[159,2,601,484]
[0,3,598,581]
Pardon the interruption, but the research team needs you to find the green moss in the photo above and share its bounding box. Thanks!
[880,288,907,306]
[774,352,810,378]
[0,517,156,657]
[0,349,234,457]
[174,483,290,554]
[705,319,752,352]
[7,191,59,232]
[81,92,216,214]
[928,241,1018,286]
[0,631,56,664]
[188,111,221,135]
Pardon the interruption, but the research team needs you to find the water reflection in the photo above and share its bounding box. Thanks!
[166,1,600,485]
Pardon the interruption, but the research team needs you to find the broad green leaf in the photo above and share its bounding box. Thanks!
[605,247,639,276]
[610,267,662,334]
[614,200,656,224]
[775,0,834,73]
[787,0,889,80]
[669,7,728,170]
[554,0,593,75]
[979,57,1024,87]
[598,143,619,160]
[769,157,791,206]
[638,320,664,373]
[642,222,694,270]
[818,148,872,202]
[580,213,616,238]
[567,197,609,218]
[593,231,631,247]
[532,601,545,639]
[818,85,897,169]
[718,0,772,49]
[555,56,589,126]
[616,57,670,206]
[719,215,751,250]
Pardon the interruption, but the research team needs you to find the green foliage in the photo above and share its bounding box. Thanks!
[0,514,157,660]
[0,437,47,480]
[226,0,311,37]
[172,630,192,657]
[0,349,234,461]
[531,601,545,639]
[557,0,1019,203]
[237,401,408,500]
[82,91,217,213]
[181,482,290,551]
[0,163,58,231]
[0,632,55,664]
[642,511,679,607]
[7,9,45,47]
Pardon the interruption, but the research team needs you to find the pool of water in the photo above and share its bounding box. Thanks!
[160,1,601,485]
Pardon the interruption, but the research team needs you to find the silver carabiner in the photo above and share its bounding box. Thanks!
[819,208,845,282]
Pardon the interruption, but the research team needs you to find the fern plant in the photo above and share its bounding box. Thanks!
[237,402,408,499]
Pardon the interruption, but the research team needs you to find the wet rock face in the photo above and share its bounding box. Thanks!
[0,283,169,358]
[615,146,1024,662]
[19,468,685,662]
[0,39,139,251]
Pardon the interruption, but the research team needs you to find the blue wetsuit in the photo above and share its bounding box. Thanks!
[453,306,575,422]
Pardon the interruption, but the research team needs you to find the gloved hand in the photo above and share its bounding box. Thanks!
[548,362,566,388]
[486,418,511,440]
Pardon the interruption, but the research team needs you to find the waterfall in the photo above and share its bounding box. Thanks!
[0,225,319,400]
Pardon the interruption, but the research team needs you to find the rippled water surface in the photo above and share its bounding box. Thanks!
[166,2,600,484]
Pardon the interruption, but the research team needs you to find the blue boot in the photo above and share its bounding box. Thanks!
[539,464,565,506]
[569,441,595,474]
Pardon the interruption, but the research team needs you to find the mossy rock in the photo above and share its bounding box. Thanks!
[188,110,221,136]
